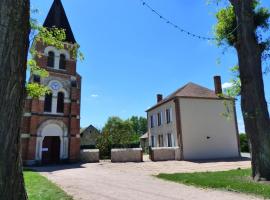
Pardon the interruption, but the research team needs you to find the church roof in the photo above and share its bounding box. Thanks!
[43,0,76,43]
[146,82,231,112]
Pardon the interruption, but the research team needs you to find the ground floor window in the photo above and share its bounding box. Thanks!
[158,135,164,147]
[151,135,155,147]
[167,133,172,147]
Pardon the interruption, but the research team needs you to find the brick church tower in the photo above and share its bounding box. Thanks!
[21,0,81,165]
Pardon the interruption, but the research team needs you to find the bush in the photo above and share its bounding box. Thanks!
[239,134,250,153]
[96,116,142,159]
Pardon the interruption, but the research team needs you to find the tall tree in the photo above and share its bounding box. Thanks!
[0,0,30,199]
[129,116,147,136]
[215,0,270,181]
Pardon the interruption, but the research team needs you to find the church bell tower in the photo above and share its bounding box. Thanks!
[21,0,81,165]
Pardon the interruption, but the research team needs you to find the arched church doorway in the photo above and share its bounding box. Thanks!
[42,136,61,164]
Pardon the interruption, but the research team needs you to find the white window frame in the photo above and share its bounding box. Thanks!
[151,135,155,147]
[167,133,172,147]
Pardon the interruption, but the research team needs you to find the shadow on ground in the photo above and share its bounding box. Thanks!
[187,156,251,164]
[29,163,87,172]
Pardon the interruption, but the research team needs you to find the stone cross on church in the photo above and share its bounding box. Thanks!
[20,0,81,165]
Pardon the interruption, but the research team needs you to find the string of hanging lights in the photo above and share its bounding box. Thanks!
[139,0,239,41]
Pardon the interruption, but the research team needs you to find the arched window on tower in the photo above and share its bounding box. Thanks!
[47,51,55,68]
[59,54,66,70]
[44,93,52,112]
[57,92,65,113]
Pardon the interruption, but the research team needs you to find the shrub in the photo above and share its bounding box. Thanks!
[239,134,250,153]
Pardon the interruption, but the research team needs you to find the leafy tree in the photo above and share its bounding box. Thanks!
[0,0,30,199]
[0,2,82,199]
[239,133,250,153]
[128,116,148,136]
[215,0,270,181]
[102,117,139,146]
[96,117,141,158]
[96,131,111,159]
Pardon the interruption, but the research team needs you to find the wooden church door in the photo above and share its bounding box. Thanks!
[42,136,61,164]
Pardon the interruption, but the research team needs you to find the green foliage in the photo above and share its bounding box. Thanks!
[215,6,237,46]
[223,65,241,98]
[24,170,72,200]
[240,133,250,153]
[26,83,51,99]
[215,2,270,47]
[96,132,111,159]
[96,116,143,159]
[157,169,270,199]
[128,116,148,136]
[28,60,49,78]
[102,117,139,145]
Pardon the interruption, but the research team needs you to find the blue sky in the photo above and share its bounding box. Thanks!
[32,0,270,131]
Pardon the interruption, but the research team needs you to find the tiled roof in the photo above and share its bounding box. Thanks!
[43,0,76,43]
[146,82,228,112]
[167,82,220,99]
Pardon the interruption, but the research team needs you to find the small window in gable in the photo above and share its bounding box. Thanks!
[57,92,65,113]
[47,51,55,68]
[59,54,66,70]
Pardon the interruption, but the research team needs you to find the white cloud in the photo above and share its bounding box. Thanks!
[91,94,99,98]
[222,82,233,89]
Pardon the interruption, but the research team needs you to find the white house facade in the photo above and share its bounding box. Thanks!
[146,76,240,160]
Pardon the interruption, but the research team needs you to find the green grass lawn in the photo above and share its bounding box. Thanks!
[157,169,270,199]
[24,170,73,200]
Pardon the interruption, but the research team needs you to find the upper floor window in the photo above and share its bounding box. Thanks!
[157,112,162,126]
[47,51,55,68]
[150,115,155,128]
[57,92,65,113]
[44,93,52,112]
[59,54,66,70]
[166,108,172,124]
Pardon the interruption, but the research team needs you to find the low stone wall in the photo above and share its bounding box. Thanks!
[111,148,143,163]
[150,147,181,161]
[80,149,99,163]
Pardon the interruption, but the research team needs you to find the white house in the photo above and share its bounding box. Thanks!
[146,76,240,160]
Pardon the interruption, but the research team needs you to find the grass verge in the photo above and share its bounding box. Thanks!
[24,170,73,200]
[157,169,270,198]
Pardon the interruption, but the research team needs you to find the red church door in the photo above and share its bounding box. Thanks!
[42,136,61,165]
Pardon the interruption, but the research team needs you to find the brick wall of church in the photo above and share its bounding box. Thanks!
[20,40,81,165]
[35,42,77,76]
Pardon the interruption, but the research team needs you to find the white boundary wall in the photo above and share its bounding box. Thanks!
[80,149,99,163]
[151,147,181,161]
[111,148,143,163]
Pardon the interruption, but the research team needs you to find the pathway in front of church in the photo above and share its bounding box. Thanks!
[36,157,259,200]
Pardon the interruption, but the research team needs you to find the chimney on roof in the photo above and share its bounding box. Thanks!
[157,94,163,103]
[214,76,222,94]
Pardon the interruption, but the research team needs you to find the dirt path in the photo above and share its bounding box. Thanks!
[36,159,261,200]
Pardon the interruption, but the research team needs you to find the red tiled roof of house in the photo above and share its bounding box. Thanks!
[168,82,219,99]
[146,82,231,112]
